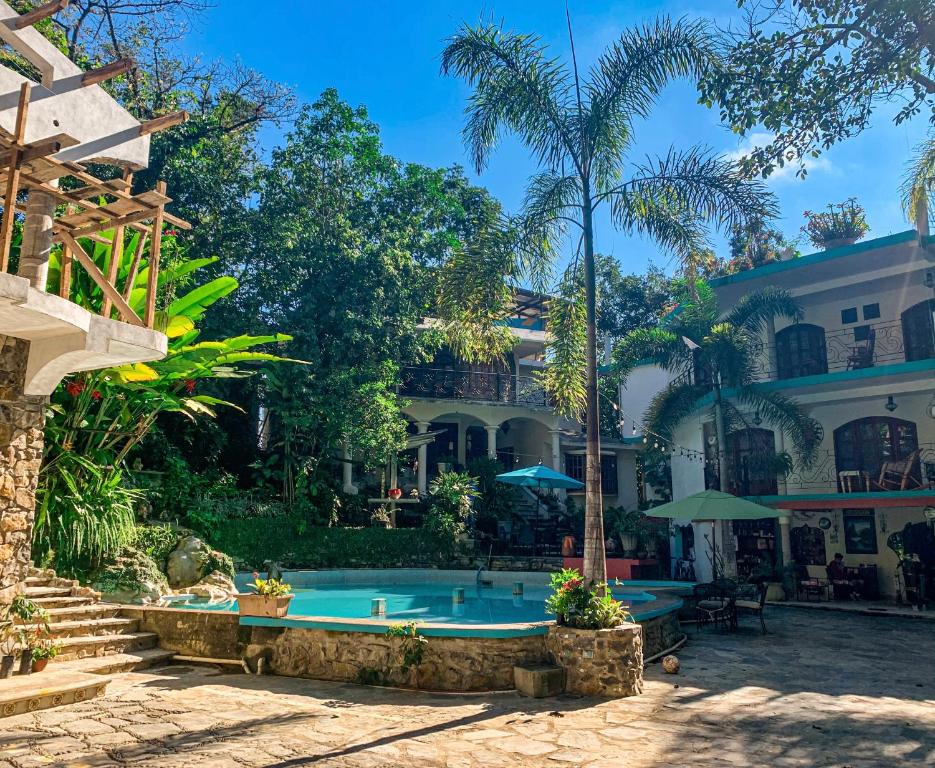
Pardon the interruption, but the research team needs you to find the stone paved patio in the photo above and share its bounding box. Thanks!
[1,608,933,767]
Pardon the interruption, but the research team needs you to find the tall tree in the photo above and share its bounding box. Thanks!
[702,0,935,179]
[441,16,772,585]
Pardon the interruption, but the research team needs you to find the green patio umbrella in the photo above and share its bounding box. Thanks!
[647,490,784,579]
[496,463,584,555]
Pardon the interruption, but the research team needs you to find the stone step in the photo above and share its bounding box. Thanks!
[52,632,160,662]
[0,671,111,718]
[41,617,140,638]
[42,603,124,623]
[22,586,73,598]
[57,648,174,676]
[30,595,96,610]
[23,576,52,586]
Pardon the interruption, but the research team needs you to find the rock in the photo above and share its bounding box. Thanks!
[187,570,236,601]
[93,547,168,604]
[166,535,211,588]
[662,655,680,674]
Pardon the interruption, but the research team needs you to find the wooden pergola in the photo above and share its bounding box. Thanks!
[0,0,191,331]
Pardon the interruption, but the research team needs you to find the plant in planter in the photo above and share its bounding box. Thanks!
[0,595,48,676]
[31,639,63,672]
[802,198,869,249]
[545,568,630,628]
[604,507,642,556]
[237,572,294,618]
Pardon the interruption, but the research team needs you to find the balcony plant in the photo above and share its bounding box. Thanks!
[237,572,294,618]
[802,199,869,250]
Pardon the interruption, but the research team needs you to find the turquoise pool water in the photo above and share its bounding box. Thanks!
[170,581,662,625]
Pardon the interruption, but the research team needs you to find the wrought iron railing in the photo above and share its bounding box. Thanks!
[399,367,549,407]
[781,443,935,494]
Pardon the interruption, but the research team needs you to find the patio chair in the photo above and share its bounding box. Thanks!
[846,327,875,370]
[735,580,769,634]
[693,582,734,632]
[794,565,828,602]
[875,450,922,491]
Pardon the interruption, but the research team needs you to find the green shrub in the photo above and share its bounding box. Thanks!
[207,517,457,569]
[203,549,235,580]
[544,568,629,629]
[92,546,168,597]
[130,524,178,567]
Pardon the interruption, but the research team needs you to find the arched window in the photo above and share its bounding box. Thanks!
[901,299,935,362]
[775,323,828,379]
[834,417,920,490]
[727,427,778,496]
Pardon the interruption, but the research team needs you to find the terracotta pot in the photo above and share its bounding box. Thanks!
[237,593,294,618]
[0,655,14,679]
[31,658,49,673]
[821,236,858,250]
[18,652,32,675]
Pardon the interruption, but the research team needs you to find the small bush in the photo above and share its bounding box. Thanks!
[130,524,178,567]
[203,549,235,580]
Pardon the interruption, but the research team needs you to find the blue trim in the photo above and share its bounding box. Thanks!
[239,615,551,638]
[709,230,919,287]
[753,357,935,392]
[625,598,684,622]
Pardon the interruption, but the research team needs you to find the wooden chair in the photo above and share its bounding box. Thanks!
[846,327,875,369]
[876,450,922,490]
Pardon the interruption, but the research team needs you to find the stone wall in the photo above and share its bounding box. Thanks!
[640,611,684,658]
[546,624,643,697]
[125,607,244,659]
[0,335,45,598]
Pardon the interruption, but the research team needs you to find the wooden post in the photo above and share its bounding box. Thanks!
[122,231,147,301]
[4,0,69,30]
[101,170,132,318]
[144,181,166,329]
[0,83,30,273]
[58,207,73,299]
[58,231,142,326]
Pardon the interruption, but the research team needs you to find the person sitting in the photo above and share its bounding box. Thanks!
[826,553,859,600]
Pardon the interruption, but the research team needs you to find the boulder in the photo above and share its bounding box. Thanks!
[166,535,211,588]
[93,547,168,604]
[187,570,237,601]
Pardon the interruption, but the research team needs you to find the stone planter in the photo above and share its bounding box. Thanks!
[821,236,858,250]
[546,624,643,697]
[237,593,294,618]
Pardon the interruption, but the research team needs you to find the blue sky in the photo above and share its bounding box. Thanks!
[182,1,929,278]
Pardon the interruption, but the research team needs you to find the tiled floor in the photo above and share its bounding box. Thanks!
[1,607,933,767]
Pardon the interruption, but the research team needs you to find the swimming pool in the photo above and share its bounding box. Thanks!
[167,569,690,625]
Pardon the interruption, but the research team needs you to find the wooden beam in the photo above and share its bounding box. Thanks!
[139,111,188,136]
[81,58,136,87]
[0,83,30,273]
[4,0,69,30]
[102,171,131,318]
[58,207,73,300]
[59,230,143,327]
[144,181,167,328]
[122,231,147,301]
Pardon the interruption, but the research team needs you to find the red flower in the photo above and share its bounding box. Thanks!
[184,379,196,393]
[561,578,583,592]
[91,390,102,401]
[65,380,84,397]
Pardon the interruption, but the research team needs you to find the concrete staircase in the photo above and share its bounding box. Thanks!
[1,570,172,718]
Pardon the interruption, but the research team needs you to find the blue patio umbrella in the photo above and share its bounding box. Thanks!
[496,463,583,555]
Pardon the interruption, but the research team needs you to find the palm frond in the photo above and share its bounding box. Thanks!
[725,286,802,335]
[441,23,577,173]
[539,278,587,419]
[587,17,717,187]
[608,189,712,266]
[700,323,755,387]
[612,327,689,380]
[645,381,710,442]
[606,146,776,236]
[735,385,821,467]
[900,131,935,224]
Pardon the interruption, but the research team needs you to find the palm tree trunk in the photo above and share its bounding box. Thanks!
[580,190,606,587]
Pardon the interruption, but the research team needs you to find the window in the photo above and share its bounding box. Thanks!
[841,307,858,324]
[727,428,779,496]
[564,453,618,495]
[901,299,935,362]
[776,324,828,379]
[843,510,878,554]
[862,303,880,320]
[833,417,920,490]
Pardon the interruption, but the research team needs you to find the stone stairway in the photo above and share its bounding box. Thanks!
[1,569,173,717]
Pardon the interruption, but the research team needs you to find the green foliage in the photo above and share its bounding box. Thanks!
[465,457,518,532]
[723,217,797,275]
[544,568,629,629]
[387,621,429,672]
[541,275,588,419]
[92,547,168,597]
[801,198,870,248]
[701,0,934,179]
[425,471,478,540]
[31,639,63,662]
[129,525,178,568]
[248,574,291,597]
[580,591,630,629]
[901,133,935,222]
[207,518,458,570]
[203,550,235,580]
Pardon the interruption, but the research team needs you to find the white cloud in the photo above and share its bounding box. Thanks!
[725,131,833,182]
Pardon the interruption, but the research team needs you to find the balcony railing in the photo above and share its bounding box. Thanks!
[781,444,935,494]
[399,366,549,407]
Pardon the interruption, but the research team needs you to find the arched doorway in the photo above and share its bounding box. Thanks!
[834,416,920,490]
[901,299,935,362]
[776,323,828,379]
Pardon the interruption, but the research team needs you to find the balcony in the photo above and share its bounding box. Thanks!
[399,366,549,407]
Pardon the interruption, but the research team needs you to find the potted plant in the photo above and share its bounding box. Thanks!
[31,639,62,673]
[802,198,869,250]
[604,507,641,556]
[544,568,629,628]
[237,572,294,618]
[7,596,49,675]
[435,454,457,474]
[0,619,15,679]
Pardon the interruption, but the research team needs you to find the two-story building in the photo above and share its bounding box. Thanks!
[623,218,935,598]
[342,289,641,536]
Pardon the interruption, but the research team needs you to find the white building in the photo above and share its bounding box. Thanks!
[623,224,935,598]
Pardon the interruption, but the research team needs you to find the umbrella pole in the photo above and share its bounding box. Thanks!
[535,480,541,557]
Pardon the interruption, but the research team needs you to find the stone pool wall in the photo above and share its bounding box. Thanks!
[546,624,643,697]
[640,611,684,658]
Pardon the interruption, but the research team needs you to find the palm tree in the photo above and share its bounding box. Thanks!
[441,16,773,585]
[614,282,821,495]
[901,132,934,229]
